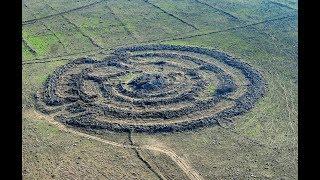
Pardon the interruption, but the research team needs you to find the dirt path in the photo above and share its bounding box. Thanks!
[142,145,203,180]
[25,110,203,180]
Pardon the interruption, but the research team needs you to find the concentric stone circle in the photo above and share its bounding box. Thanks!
[35,44,266,133]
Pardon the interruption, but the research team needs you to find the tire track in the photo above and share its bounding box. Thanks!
[22,14,296,65]
[22,48,103,65]
[22,58,70,65]
[143,0,199,30]
[22,0,105,25]
[25,110,203,180]
[248,13,297,134]
[274,73,296,132]
[254,21,297,133]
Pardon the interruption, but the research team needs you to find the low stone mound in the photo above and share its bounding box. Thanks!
[129,74,168,92]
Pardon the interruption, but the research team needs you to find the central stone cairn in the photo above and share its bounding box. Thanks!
[129,74,168,92]
[36,45,266,133]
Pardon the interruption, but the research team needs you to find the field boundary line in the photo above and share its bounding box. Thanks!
[42,23,68,52]
[24,5,69,54]
[143,0,199,30]
[22,14,296,65]
[22,38,37,57]
[157,14,297,42]
[52,6,104,50]
[22,0,105,25]
[194,0,239,21]
[104,5,138,40]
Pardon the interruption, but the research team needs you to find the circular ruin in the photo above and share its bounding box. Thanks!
[35,44,266,133]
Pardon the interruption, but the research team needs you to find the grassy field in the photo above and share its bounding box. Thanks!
[22,0,297,179]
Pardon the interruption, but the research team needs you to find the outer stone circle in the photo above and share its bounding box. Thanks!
[35,44,266,133]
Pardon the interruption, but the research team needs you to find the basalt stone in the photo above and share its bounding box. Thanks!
[36,44,266,133]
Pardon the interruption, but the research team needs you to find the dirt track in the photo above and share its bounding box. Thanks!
[143,145,203,180]
[26,110,203,180]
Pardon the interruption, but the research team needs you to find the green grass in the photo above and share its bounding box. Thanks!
[197,83,217,100]
[120,72,140,83]
[24,34,61,57]
[206,83,216,95]
[22,44,36,60]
